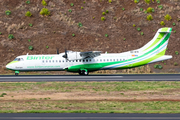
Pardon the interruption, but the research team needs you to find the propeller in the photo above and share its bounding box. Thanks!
[65,49,67,58]
[62,49,68,59]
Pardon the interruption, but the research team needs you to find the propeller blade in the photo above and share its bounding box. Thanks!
[62,49,68,59]
[57,48,59,54]
[65,49,67,58]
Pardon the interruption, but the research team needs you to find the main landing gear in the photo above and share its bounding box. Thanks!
[79,69,89,75]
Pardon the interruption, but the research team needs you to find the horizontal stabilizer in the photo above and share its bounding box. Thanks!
[148,55,172,64]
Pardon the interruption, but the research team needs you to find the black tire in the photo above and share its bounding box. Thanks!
[15,73,18,76]
[79,70,89,75]
[84,70,89,75]
[79,70,83,75]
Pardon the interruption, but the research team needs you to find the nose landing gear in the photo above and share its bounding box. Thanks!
[15,71,19,76]
[79,69,89,75]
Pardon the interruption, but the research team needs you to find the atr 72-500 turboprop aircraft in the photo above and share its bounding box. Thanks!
[6,28,172,76]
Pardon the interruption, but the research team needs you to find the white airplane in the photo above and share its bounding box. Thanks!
[6,28,172,76]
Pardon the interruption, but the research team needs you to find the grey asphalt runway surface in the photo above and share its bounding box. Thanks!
[0,74,180,82]
[0,113,180,120]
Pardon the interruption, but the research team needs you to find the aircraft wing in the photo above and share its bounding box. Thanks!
[80,51,102,58]
[63,51,101,60]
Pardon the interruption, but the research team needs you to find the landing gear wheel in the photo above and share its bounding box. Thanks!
[84,71,89,75]
[79,70,83,75]
[15,73,18,76]
[79,69,89,75]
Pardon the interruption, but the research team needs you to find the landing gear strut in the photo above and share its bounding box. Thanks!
[79,69,89,75]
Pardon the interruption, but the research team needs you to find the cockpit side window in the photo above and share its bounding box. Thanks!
[13,58,18,61]
[13,58,24,61]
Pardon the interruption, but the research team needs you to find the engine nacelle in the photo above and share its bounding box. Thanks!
[62,51,85,60]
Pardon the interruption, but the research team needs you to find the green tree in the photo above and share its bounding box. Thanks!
[42,0,47,6]
[28,46,34,50]
[8,34,14,39]
[164,14,172,21]
[147,15,153,21]
[134,0,139,3]
[144,0,151,4]
[108,0,112,3]
[147,7,153,13]
[160,21,165,26]
[102,12,106,15]
[5,10,11,15]
[26,0,30,4]
[40,8,50,16]
[101,17,105,21]
[25,11,32,17]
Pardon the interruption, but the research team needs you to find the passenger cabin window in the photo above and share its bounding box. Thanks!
[86,59,88,62]
[59,60,61,62]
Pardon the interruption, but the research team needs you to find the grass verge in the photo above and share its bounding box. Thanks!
[0,82,180,113]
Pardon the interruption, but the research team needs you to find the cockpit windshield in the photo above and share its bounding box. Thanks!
[13,58,24,61]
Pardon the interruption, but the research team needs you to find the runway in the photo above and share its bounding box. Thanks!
[0,74,180,82]
[0,113,180,120]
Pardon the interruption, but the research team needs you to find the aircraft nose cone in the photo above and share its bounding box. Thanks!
[6,64,11,69]
[6,65,9,69]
